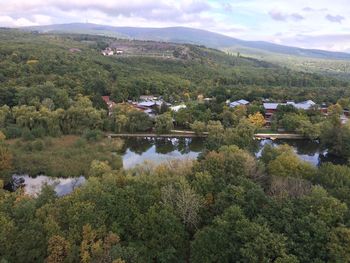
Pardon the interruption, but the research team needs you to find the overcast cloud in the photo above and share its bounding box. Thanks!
[0,0,349,52]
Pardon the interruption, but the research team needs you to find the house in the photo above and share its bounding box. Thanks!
[137,100,169,110]
[229,99,250,108]
[101,48,114,56]
[137,101,156,108]
[263,103,281,123]
[320,103,328,114]
[263,100,317,123]
[289,100,316,110]
[102,96,116,115]
[170,104,187,112]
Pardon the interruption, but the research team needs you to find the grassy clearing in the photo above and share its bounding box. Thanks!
[9,136,124,177]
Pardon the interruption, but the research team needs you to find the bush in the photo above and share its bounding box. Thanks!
[32,140,44,151]
[31,126,47,138]
[22,128,35,141]
[0,131,6,141]
[190,121,206,135]
[4,125,22,139]
[74,138,87,148]
[83,129,103,142]
[89,160,112,177]
[109,138,124,152]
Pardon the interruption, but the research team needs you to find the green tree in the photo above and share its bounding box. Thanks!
[190,121,206,135]
[127,111,152,133]
[328,226,350,262]
[191,206,293,263]
[205,121,225,150]
[135,205,187,263]
[90,160,112,177]
[155,113,174,134]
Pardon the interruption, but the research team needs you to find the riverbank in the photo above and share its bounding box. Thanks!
[108,131,305,140]
[108,130,208,138]
[254,133,306,140]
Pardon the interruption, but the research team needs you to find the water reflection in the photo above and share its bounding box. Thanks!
[257,139,347,166]
[4,137,348,196]
[122,137,205,169]
[5,175,86,196]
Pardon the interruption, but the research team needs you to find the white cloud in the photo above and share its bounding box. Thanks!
[0,16,38,27]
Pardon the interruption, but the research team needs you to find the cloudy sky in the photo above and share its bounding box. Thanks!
[0,0,349,52]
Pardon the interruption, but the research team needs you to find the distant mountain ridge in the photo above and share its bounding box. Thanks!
[22,23,350,60]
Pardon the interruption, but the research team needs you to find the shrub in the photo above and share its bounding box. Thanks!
[22,128,35,141]
[190,121,206,135]
[83,129,103,142]
[0,131,6,141]
[4,125,22,139]
[31,126,47,138]
[32,140,44,151]
[74,138,87,148]
[89,160,112,177]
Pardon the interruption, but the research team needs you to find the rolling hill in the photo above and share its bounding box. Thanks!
[23,23,350,61]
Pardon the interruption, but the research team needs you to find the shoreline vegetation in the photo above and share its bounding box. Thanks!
[2,131,308,183]
[108,130,307,139]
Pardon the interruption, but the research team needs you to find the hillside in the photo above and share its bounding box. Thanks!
[0,29,349,108]
[23,23,350,60]
[223,45,350,81]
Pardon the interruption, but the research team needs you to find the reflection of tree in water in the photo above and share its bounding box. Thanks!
[319,153,348,166]
[124,137,154,155]
[155,138,175,154]
[189,138,206,152]
[177,138,191,154]
[274,140,321,156]
[123,137,206,155]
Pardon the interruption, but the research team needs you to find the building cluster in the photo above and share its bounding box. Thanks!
[103,94,349,126]
[228,99,349,125]
[263,100,316,123]
[102,95,185,118]
[101,47,124,56]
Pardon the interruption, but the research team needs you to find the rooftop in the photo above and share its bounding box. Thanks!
[229,99,250,108]
[263,100,316,110]
[137,101,156,107]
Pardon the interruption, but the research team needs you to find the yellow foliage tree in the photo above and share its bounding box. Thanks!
[0,131,5,141]
[46,235,70,263]
[248,112,266,128]
[80,224,122,263]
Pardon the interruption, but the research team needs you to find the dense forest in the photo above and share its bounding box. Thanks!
[3,142,350,262]
[1,29,350,107]
[3,29,350,262]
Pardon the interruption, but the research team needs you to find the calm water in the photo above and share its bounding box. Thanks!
[4,137,347,195]
[257,139,347,166]
[4,175,86,196]
[121,137,205,169]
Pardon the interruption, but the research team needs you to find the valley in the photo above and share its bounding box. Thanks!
[2,27,350,263]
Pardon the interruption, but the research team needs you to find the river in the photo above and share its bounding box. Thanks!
[4,137,346,196]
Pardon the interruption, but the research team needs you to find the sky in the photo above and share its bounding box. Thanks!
[0,0,349,52]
